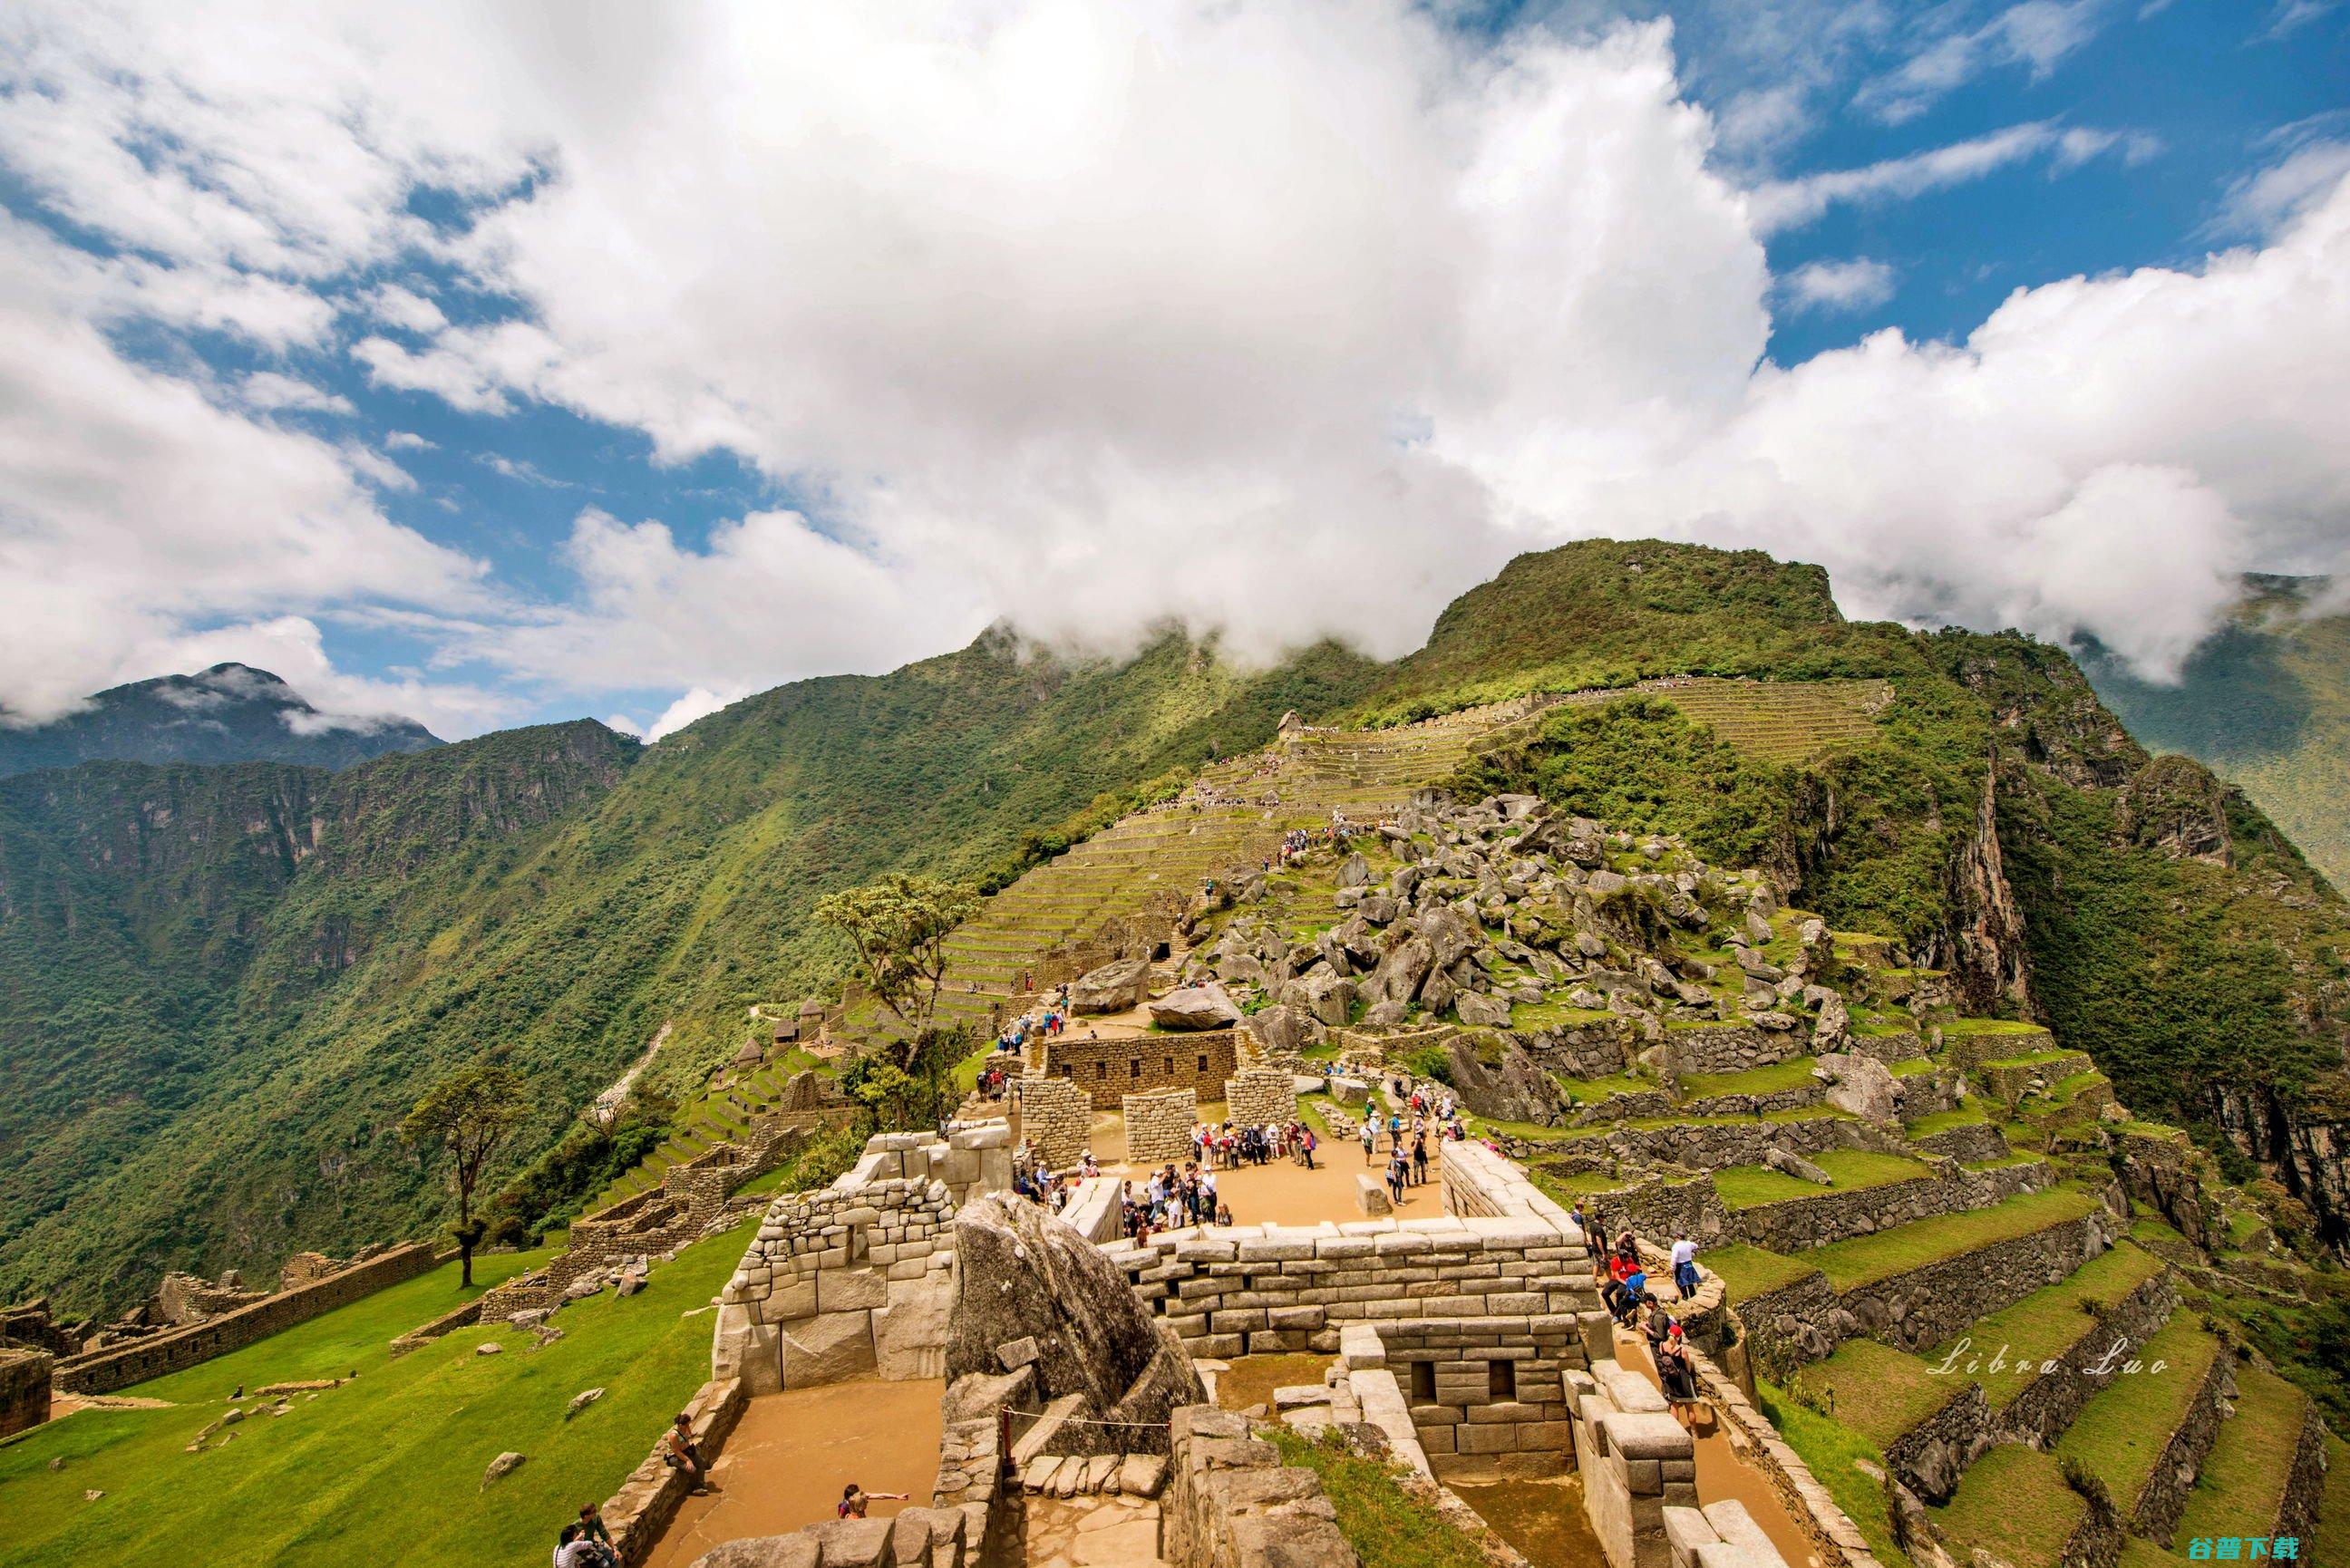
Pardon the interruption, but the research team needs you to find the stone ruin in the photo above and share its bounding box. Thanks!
[1014,1074,1092,1170]
[1122,1087,1198,1166]
[1221,1065,1297,1128]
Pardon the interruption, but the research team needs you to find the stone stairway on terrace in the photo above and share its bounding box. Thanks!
[840,702,1551,1050]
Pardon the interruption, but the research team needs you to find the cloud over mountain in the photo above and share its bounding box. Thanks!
[0,0,2344,731]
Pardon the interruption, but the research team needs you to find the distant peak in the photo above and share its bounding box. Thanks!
[193,663,295,691]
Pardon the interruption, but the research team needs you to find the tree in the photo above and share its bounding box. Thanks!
[400,1064,532,1287]
[816,874,983,1129]
[813,873,982,1031]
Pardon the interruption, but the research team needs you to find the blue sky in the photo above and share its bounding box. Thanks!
[0,0,2344,740]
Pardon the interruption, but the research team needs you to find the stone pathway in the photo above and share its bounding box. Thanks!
[1024,1494,1168,1568]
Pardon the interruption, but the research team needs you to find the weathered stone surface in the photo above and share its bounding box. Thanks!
[781,1310,878,1386]
[1149,983,1243,1031]
[692,1534,824,1568]
[1763,1147,1832,1186]
[1071,957,1151,1014]
[946,1195,1204,1454]
[1814,1052,1902,1123]
[481,1450,525,1486]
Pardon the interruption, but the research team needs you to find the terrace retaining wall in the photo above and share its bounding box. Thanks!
[53,1242,440,1395]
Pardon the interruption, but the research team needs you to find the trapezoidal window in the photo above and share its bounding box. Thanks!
[1488,1360,1516,1400]
[1410,1361,1436,1402]
[1198,1055,1209,1072]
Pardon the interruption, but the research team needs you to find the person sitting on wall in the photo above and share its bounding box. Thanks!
[555,1524,606,1568]
[574,1505,617,1566]
[660,1411,718,1495]
[1656,1323,1702,1422]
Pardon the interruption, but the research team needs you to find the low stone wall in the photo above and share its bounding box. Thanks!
[1223,1066,1296,1128]
[1526,1114,1860,1179]
[388,1296,484,1357]
[1519,1019,1639,1079]
[1588,1176,1731,1251]
[714,1125,1013,1392]
[1908,1122,2009,1163]
[1736,1197,2124,1378]
[1571,1089,1677,1126]
[1569,1360,1706,1568]
[2276,1399,2328,1558]
[1,1347,51,1436]
[1104,1215,1599,1360]
[1161,1404,1358,1568]
[1686,1359,1887,1568]
[602,1375,746,1565]
[1842,1031,1928,1068]
[1125,1088,1199,1166]
[1679,1083,1823,1119]
[1661,1025,1805,1078]
[1880,1264,2178,1504]
[1732,1160,2052,1255]
[1977,1052,2094,1108]
[53,1242,439,1396]
[2128,1341,2234,1543]
[1015,1075,1092,1170]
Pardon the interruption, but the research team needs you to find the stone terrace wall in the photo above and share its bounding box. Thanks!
[1016,1075,1093,1170]
[714,1125,1013,1392]
[1161,1405,1359,1568]
[1223,1067,1296,1128]
[1732,1160,2052,1254]
[1125,1088,1199,1166]
[1042,1030,1242,1108]
[1,1347,50,1436]
[1908,1121,2009,1164]
[1735,1194,2124,1378]
[53,1242,439,1396]
[2130,1342,2235,1544]
[1661,1025,1806,1077]
[1361,1314,1593,1479]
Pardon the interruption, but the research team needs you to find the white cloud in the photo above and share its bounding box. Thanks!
[1778,257,1897,314]
[239,370,354,414]
[359,283,449,334]
[0,217,492,725]
[0,0,2345,738]
[1855,1,2104,125]
[383,430,435,451]
[644,687,738,742]
[1748,121,2142,232]
[122,615,515,738]
[2214,139,2350,238]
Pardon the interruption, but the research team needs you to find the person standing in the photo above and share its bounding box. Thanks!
[1361,1118,1377,1165]
[1671,1234,1702,1301]
[1411,1131,1429,1186]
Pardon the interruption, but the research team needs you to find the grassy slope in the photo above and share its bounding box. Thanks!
[0,1219,752,1568]
[1,629,1379,1311]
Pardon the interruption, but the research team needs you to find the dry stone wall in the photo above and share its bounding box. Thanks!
[1161,1405,1359,1568]
[1016,1075,1093,1170]
[713,1125,1013,1393]
[1125,1088,1199,1166]
[0,1347,50,1436]
[1039,1029,1243,1108]
[1222,1066,1296,1128]
[53,1242,439,1395]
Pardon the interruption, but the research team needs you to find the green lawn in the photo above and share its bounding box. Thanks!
[1676,1059,1821,1101]
[1706,1244,1821,1304]
[1928,1445,2085,1567]
[0,1220,757,1568]
[1803,1187,2102,1292]
[1756,1382,1912,1568]
[1903,1107,1987,1138]
[1923,1243,2167,1412]
[1506,1000,1617,1031]
[1267,1428,1495,1568]
[1714,1148,1933,1212]
[1976,1048,2081,1070]
[1792,1341,1961,1449]
[2053,1313,2223,1505]
[1553,1070,1652,1105]
[2173,1361,2310,1548]
[1937,1019,2051,1037]
[1886,1056,1939,1079]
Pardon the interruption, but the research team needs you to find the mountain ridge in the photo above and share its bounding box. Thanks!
[0,663,443,780]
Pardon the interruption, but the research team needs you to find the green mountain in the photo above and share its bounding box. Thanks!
[2081,574,2350,892]
[5,544,2346,1313]
[0,663,442,779]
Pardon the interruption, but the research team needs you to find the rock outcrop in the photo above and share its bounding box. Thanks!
[1148,983,1242,1031]
[947,1194,1203,1455]
[1071,957,1151,1014]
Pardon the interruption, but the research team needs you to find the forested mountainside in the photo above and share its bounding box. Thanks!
[5,539,2346,1311]
[0,631,1377,1309]
[2081,574,2350,891]
[0,663,442,779]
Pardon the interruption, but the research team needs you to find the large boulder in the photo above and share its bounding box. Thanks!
[1814,1052,1903,1123]
[1071,957,1151,1014]
[1244,1004,1324,1057]
[1433,1031,1568,1125]
[1414,905,1479,972]
[1148,982,1242,1031]
[1278,970,1355,1029]
[947,1195,1204,1454]
[1365,935,1433,1007]
[1454,992,1512,1029]
[1336,852,1374,888]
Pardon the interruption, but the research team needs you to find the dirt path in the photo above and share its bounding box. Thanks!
[645,1378,945,1568]
[1607,1327,1814,1566]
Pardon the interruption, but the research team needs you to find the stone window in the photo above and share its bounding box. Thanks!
[1489,1360,1516,1400]
[1410,1361,1436,1402]
[1131,1060,1141,1077]
[1097,1061,1108,1079]
[1197,1055,1209,1072]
